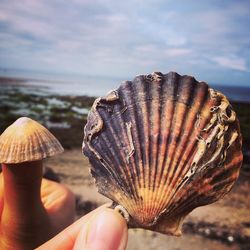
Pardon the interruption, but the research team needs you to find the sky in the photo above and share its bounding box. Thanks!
[0,0,250,86]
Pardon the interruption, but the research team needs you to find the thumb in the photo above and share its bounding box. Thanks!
[73,208,128,250]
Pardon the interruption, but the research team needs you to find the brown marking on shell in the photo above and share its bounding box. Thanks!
[83,71,243,235]
[0,117,64,163]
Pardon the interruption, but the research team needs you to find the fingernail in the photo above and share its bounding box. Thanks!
[78,209,127,250]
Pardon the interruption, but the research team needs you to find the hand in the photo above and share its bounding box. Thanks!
[37,205,128,250]
[0,166,75,250]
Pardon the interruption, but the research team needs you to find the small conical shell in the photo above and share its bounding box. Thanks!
[0,117,64,164]
[83,72,243,236]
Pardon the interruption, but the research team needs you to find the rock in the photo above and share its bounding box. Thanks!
[43,166,60,182]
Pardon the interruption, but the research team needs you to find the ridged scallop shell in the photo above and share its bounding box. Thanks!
[83,72,243,235]
[0,117,64,163]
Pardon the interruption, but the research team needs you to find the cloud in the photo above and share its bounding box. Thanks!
[212,56,247,72]
[164,48,192,57]
[0,0,249,84]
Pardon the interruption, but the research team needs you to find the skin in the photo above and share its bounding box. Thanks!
[0,163,128,250]
[37,205,128,250]
[0,162,75,250]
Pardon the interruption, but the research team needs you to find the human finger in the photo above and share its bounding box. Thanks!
[73,208,128,250]
[36,204,123,250]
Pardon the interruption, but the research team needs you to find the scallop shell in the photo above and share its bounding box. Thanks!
[83,72,243,235]
[0,117,64,163]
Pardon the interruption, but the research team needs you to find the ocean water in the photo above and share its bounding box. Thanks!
[0,68,122,96]
[0,68,250,102]
[212,85,250,103]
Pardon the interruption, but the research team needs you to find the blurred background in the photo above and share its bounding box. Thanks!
[0,0,249,249]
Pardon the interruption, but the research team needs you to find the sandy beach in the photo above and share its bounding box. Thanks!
[1,76,250,249]
[45,149,250,250]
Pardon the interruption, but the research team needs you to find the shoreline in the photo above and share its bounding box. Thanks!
[1,75,249,160]
[0,77,96,149]
[0,75,70,86]
[1,74,250,102]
